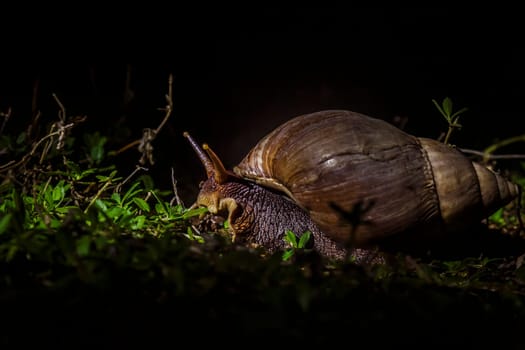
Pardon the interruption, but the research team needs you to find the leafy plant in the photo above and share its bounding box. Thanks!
[432,96,468,145]
[282,230,312,261]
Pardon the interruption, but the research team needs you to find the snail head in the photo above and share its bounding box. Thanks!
[183,131,243,234]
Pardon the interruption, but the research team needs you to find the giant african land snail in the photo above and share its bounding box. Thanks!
[184,110,520,262]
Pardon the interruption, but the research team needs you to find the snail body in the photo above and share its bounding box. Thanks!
[184,110,520,261]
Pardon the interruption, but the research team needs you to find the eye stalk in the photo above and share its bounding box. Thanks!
[183,131,232,185]
[184,131,246,242]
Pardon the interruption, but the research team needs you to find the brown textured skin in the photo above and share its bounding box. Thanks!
[196,176,385,264]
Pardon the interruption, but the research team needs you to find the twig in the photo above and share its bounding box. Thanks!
[459,148,525,160]
[0,123,76,173]
[110,74,174,165]
[84,177,114,214]
[191,224,201,235]
[456,133,525,162]
[138,74,174,165]
[443,123,461,146]
[110,139,141,156]
[155,74,173,134]
[169,166,184,207]
[51,93,70,151]
[482,134,525,163]
[138,129,156,165]
[52,93,66,122]
[39,123,56,164]
[115,165,149,193]
[27,110,41,142]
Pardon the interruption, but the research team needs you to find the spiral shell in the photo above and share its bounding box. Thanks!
[233,110,520,248]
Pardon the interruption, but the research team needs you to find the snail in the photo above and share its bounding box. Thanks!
[183,109,521,263]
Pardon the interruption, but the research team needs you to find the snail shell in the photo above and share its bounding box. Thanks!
[233,110,520,249]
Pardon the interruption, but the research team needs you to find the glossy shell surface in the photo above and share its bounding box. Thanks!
[234,110,519,246]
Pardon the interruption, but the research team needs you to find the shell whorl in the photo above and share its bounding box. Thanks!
[234,109,520,247]
[418,137,519,231]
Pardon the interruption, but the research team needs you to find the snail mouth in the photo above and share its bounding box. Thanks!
[196,193,243,240]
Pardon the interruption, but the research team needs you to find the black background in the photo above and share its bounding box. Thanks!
[1,6,523,201]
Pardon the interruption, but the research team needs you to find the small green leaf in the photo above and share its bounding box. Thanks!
[282,249,295,261]
[284,230,298,247]
[181,206,208,219]
[171,205,184,215]
[52,183,65,202]
[44,186,54,207]
[55,206,78,214]
[432,99,446,118]
[96,170,118,182]
[149,190,169,215]
[95,199,108,211]
[442,97,453,117]
[155,203,167,215]
[96,175,110,182]
[111,193,122,205]
[185,226,204,243]
[122,181,143,204]
[132,215,146,229]
[186,225,195,240]
[106,206,124,219]
[489,208,505,227]
[451,107,469,120]
[298,231,311,248]
[133,197,150,212]
[79,168,97,179]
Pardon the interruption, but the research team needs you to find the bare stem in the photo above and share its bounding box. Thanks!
[109,73,174,164]
[115,165,149,193]
[110,139,142,157]
[459,148,525,160]
[443,126,453,145]
[84,178,114,214]
[0,123,76,172]
[482,134,525,163]
[155,73,174,134]
[170,166,184,208]
[443,123,461,145]
[52,93,66,122]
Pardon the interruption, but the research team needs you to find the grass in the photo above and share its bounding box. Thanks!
[1,79,525,347]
